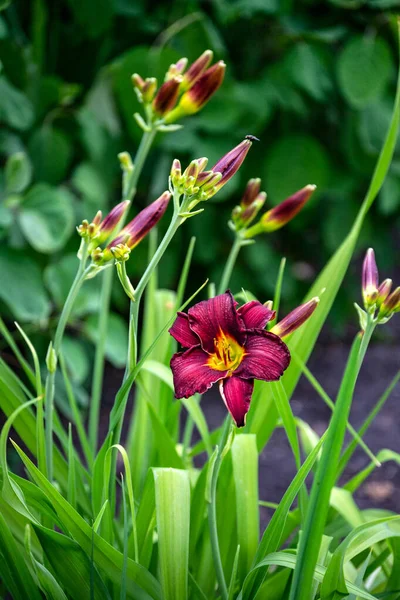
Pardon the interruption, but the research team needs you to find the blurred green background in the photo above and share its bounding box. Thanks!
[1,0,400,399]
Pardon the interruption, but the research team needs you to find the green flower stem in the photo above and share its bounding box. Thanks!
[44,244,89,481]
[207,415,232,600]
[88,127,157,456]
[123,129,157,202]
[218,235,247,295]
[108,191,183,512]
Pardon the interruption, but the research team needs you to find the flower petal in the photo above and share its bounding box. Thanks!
[219,377,254,427]
[170,346,226,398]
[169,312,200,348]
[236,330,290,381]
[237,301,275,329]
[188,291,245,353]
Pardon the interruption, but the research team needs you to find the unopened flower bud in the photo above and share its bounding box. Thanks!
[170,159,182,186]
[111,243,131,262]
[77,219,90,238]
[233,191,266,230]
[182,50,213,91]
[270,297,320,339]
[245,184,316,238]
[105,192,171,261]
[379,286,400,318]
[132,73,145,90]
[183,157,208,181]
[376,278,392,308]
[164,61,225,123]
[118,152,134,174]
[241,193,266,225]
[264,300,274,311]
[241,178,261,207]
[205,137,253,198]
[95,200,131,245]
[166,58,188,80]
[92,247,105,264]
[152,77,182,116]
[46,342,57,373]
[142,78,157,103]
[362,248,379,309]
[132,74,157,103]
[196,172,223,200]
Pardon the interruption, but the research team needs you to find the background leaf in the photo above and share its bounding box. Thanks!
[18,184,75,253]
[0,248,50,321]
[337,35,393,107]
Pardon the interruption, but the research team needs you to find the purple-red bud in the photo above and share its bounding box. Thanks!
[164,61,226,123]
[379,286,400,317]
[362,248,379,308]
[96,200,130,244]
[205,138,253,197]
[270,297,320,339]
[182,50,213,90]
[101,192,171,262]
[152,77,182,116]
[376,278,392,307]
[240,192,266,226]
[241,178,261,207]
[244,184,315,238]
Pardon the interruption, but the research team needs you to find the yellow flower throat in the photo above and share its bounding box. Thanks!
[207,329,245,372]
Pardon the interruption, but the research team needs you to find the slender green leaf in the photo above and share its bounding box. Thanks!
[33,525,112,600]
[154,468,190,600]
[12,442,162,600]
[231,435,259,581]
[241,432,327,600]
[289,335,362,600]
[228,545,241,600]
[321,516,400,599]
[246,551,376,600]
[0,511,42,600]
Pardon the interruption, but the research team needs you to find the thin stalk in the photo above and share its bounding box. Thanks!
[218,236,245,295]
[88,127,157,456]
[88,269,113,454]
[207,416,232,600]
[44,248,89,481]
[108,191,183,512]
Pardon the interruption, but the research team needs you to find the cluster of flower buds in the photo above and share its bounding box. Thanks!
[170,137,254,205]
[81,192,170,266]
[231,178,266,230]
[358,248,400,327]
[77,200,130,246]
[132,50,225,125]
[234,183,316,238]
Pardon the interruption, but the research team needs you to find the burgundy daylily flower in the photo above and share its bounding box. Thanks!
[169,291,291,427]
